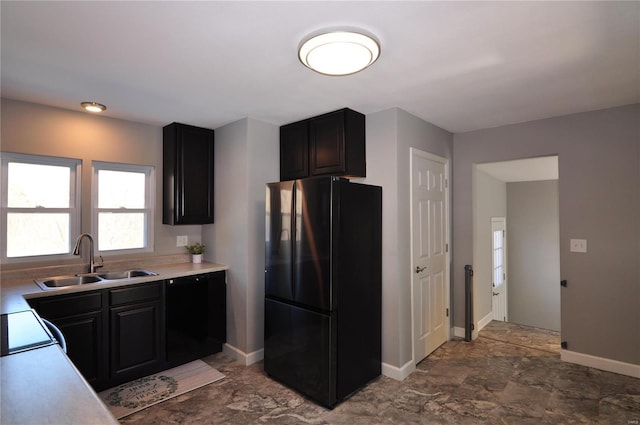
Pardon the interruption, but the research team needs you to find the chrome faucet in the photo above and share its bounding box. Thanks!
[73,233,104,274]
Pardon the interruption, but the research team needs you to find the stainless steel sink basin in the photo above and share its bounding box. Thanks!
[35,269,158,290]
[97,269,158,280]
[36,275,103,288]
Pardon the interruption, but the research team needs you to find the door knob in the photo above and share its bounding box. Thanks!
[492,292,499,296]
[415,266,426,274]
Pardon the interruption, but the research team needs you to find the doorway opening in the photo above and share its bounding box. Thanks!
[473,156,560,339]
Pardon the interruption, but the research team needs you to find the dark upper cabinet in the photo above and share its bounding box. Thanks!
[280,108,365,181]
[280,120,309,180]
[163,122,214,225]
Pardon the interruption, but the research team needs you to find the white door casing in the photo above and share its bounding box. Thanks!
[410,148,450,364]
[491,217,507,321]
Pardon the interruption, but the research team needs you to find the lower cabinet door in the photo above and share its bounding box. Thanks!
[54,311,106,386]
[110,300,164,381]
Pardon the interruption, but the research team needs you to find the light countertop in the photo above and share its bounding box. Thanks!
[2,261,229,314]
[0,261,228,425]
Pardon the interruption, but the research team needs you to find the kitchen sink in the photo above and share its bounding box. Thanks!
[34,269,158,290]
[37,275,103,288]
[97,269,158,280]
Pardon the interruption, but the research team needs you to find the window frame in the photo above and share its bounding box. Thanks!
[1,152,81,263]
[91,161,155,255]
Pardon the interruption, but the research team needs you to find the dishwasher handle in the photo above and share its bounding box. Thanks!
[42,318,67,354]
[167,275,205,285]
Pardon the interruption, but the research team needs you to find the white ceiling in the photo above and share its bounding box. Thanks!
[477,156,558,182]
[1,1,638,133]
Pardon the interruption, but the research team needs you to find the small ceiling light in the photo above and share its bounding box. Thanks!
[299,31,380,76]
[81,102,107,113]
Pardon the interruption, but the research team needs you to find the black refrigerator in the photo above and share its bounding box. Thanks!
[264,176,382,407]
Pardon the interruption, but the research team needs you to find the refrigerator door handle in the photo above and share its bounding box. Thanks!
[290,180,297,301]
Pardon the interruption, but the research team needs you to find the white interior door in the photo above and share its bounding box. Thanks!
[491,217,507,321]
[411,148,449,364]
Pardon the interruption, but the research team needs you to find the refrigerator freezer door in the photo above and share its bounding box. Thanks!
[264,298,336,407]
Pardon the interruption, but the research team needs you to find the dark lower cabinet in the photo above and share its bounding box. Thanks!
[109,282,165,385]
[29,273,226,391]
[55,311,106,385]
[28,291,107,387]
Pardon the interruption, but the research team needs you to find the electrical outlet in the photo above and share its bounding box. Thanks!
[570,239,587,253]
[176,235,188,247]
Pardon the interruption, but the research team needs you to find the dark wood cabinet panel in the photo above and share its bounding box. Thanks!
[163,122,215,225]
[310,110,345,175]
[280,120,309,181]
[28,291,107,387]
[110,300,164,381]
[280,108,365,181]
[55,311,106,385]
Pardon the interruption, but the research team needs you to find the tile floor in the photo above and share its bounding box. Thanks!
[120,322,639,424]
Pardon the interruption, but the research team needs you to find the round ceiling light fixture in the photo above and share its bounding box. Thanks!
[298,31,380,76]
[81,101,107,113]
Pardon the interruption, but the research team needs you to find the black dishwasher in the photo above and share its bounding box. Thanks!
[165,272,226,366]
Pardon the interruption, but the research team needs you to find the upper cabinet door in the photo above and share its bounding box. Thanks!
[310,108,365,178]
[279,108,365,182]
[280,120,309,181]
[163,123,215,225]
[310,110,345,176]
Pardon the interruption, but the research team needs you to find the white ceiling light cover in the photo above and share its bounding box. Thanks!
[299,31,380,76]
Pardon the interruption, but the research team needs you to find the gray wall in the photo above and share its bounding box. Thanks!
[453,104,640,365]
[205,117,278,359]
[473,169,506,328]
[507,180,560,331]
[363,108,453,373]
[0,98,202,269]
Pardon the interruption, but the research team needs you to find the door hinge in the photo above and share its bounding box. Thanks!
[561,280,567,287]
[561,341,568,349]
[445,179,448,188]
[502,229,505,237]
[446,308,449,317]
[503,273,506,280]
[445,243,449,253]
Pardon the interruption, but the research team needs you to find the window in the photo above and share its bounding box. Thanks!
[92,161,154,253]
[492,228,505,287]
[1,152,81,260]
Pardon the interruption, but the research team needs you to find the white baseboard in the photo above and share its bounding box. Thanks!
[561,350,640,379]
[453,326,465,338]
[381,359,415,381]
[452,313,492,340]
[478,312,493,331]
[223,343,264,366]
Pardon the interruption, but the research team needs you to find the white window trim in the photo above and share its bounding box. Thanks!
[1,152,81,263]
[91,161,155,255]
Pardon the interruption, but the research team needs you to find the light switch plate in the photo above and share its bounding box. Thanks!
[176,235,188,247]
[570,239,587,253]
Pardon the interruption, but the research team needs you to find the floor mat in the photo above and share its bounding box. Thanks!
[98,359,225,419]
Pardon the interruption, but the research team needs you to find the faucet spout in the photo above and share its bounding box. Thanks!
[73,233,103,273]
